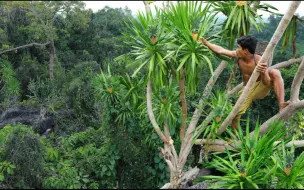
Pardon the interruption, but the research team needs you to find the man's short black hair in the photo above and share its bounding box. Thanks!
[237,36,257,54]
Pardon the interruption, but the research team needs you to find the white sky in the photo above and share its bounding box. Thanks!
[83,1,304,18]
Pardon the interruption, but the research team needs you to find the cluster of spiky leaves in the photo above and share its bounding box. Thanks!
[210,1,278,49]
[117,1,218,93]
[194,119,304,189]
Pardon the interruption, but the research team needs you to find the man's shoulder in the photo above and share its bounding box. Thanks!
[254,54,261,62]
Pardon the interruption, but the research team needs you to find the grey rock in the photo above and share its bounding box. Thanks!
[0,106,54,135]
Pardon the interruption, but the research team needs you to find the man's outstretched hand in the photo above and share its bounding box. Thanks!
[199,37,208,45]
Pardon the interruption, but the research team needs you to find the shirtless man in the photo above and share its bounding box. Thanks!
[199,35,290,130]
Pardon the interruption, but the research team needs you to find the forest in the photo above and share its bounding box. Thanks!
[0,1,303,189]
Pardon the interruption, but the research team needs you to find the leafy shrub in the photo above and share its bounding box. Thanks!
[0,60,21,107]
[0,124,45,188]
[42,127,119,189]
[194,119,304,189]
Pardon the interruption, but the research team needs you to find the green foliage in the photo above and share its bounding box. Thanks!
[42,127,119,189]
[211,1,277,49]
[118,1,217,93]
[163,1,216,93]
[0,60,20,106]
[287,110,304,139]
[273,142,304,189]
[139,82,180,132]
[193,90,233,146]
[194,119,304,189]
[117,8,168,87]
[0,124,45,188]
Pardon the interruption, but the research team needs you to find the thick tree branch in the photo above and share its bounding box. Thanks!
[217,1,301,135]
[195,139,304,152]
[193,111,214,139]
[194,139,226,145]
[290,58,304,102]
[226,64,237,91]
[178,61,228,168]
[271,56,304,69]
[227,83,243,96]
[182,61,228,144]
[147,80,167,143]
[179,69,187,141]
[0,42,51,55]
[250,100,304,137]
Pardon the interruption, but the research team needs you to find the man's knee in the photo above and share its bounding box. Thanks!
[269,68,282,79]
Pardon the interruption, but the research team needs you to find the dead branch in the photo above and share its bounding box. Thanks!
[0,42,51,55]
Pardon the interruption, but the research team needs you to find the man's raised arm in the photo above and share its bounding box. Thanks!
[199,37,237,58]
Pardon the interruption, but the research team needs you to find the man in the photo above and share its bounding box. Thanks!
[199,35,290,130]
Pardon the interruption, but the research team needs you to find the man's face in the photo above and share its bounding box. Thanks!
[236,44,248,58]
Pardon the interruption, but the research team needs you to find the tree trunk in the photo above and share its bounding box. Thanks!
[49,40,55,80]
[179,69,187,141]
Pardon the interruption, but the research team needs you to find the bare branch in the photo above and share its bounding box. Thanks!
[275,140,304,147]
[227,83,243,96]
[217,1,301,135]
[0,42,51,55]
[195,139,304,153]
[193,111,214,138]
[165,159,175,172]
[290,58,304,102]
[170,144,178,168]
[182,61,228,146]
[147,80,167,143]
[179,69,187,141]
[250,100,304,137]
[271,56,304,69]
[178,61,228,169]
[194,139,227,145]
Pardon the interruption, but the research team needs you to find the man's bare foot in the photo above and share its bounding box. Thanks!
[279,100,290,112]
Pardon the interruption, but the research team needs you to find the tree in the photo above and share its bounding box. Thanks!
[117,1,304,188]
[0,1,86,80]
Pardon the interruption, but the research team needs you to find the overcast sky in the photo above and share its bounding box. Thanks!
[83,1,304,18]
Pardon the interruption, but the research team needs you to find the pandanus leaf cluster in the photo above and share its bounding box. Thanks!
[162,1,217,93]
[210,1,278,49]
[195,119,304,189]
[117,1,218,93]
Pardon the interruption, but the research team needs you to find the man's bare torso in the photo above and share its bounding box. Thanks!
[237,54,261,85]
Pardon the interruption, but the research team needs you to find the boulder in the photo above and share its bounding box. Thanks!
[0,106,54,135]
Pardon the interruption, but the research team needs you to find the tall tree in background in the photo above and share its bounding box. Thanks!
[0,1,86,80]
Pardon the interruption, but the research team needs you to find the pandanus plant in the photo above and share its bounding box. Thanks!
[116,1,218,187]
[116,8,168,88]
[162,1,217,93]
[210,1,278,49]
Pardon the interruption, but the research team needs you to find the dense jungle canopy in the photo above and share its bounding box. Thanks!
[0,1,303,189]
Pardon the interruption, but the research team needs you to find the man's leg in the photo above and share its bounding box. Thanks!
[268,68,290,111]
